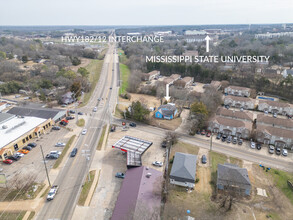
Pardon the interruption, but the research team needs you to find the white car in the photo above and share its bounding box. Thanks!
[55,142,66,147]
[50,151,61,155]
[15,152,24,157]
[282,149,288,156]
[250,142,256,149]
[82,129,87,135]
[152,161,163,167]
[93,107,97,112]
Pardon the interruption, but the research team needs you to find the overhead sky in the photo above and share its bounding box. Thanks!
[1,0,293,25]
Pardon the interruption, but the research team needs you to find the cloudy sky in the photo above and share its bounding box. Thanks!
[1,0,292,25]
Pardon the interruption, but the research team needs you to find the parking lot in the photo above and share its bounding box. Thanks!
[0,127,71,183]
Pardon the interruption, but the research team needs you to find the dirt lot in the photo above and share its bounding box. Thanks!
[163,143,293,220]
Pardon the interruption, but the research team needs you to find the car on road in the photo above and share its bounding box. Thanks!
[282,149,288,156]
[232,137,237,144]
[129,122,136,127]
[78,112,83,115]
[70,148,78,157]
[66,116,75,120]
[115,172,125,179]
[55,142,66,147]
[152,161,163,167]
[23,146,32,151]
[238,139,243,145]
[7,155,20,161]
[3,159,13,164]
[15,152,24,158]
[216,133,222,139]
[256,143,262,150]
[275,147,281,155]
[18,149,29,154]
[81,129,87,135]
[201,155,207,164]
[110,87,112,90]
[268,145,275,154]
[93,107,97,112]
[52,126,61,130]
[27,143,37,148]
[47,185,59,201]
[250,142,256,149]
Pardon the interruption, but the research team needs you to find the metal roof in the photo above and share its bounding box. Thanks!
[0,112,15,124]
[112,136,153,167]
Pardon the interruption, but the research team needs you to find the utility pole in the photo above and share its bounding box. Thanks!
[40,145,51,187]
[210,133,213,151]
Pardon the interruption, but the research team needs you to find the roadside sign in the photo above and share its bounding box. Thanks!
[122,121,126,126]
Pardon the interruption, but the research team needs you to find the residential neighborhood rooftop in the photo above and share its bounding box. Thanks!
[216,108,253,121]
[257,115,293,129]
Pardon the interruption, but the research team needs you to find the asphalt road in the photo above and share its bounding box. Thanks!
[112,118,293,173]
[36,42,118,220]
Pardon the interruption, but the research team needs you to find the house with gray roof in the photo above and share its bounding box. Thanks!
[155,103,177,120]
[217,163,251,196]
[170,152,197,188]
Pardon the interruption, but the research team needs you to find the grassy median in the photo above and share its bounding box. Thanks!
[53,135,76,169]
[119,63,130,95]
[76,118,85,127]
[97,125,107,150]
[78,170,96,206]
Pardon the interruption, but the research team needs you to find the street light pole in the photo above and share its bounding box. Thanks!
[210,133,213,151]
[40,145,51,187]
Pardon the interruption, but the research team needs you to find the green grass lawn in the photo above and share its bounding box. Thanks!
[53,135,76,169]
[97,125,107,150]
[118,49,128,64]
[268,169,293,205]
[0,211,26,220]
[119,63,130,95]
[78,170,96,206]
[76,118,85,127]
[80,60,103,107]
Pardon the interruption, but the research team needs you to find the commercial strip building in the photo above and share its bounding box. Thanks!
[0,112,53,160]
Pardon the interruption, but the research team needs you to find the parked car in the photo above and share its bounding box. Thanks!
[69,110,76,114]
[81,129,87,135]
[201,155,207,164]
[275,147,281,155]
[3,159,13,164]
[282,149,288,156]
[46,154,59,159]
[110,126,116,132]
[206,132,211,137]
[201,130,206,135]
[52,126,61,130]
[66,116,75,120]
[250,142,256,149]
[273,113,277,118]
[129,122,136,127]
[55,142,66,147]
[268,145,275,154]
[227,136,232,143]
[23,146,32,151]
[256,143,262,150]
[18,149,29,154]
[7,155,20,161]
[196,130,201,135]
[60,121,68,126]
[232,137,237,144]
[152,161,163,167]
[221,135,227,142]
[70,148,78,157]
[115,172,125,179]
[50,151,61,155]
[27,143,37,148]
[93,107,97,112]
[238,139,243,145]
[78,112,83,115]
[216,133,222,139]
[14,152,24,158]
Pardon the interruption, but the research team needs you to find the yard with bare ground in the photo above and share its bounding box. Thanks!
[163,147,293,220]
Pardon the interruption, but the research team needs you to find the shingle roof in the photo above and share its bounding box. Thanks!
[157,104,177,117]
[217,163,251,190]
[227,86,251,91]
[224,95,254,103]
[170,152,197,183]
[256,125,293,139]
[257,115,293,129]
[259,100,290,108]
[111,166,162,220]
[170,74,181,80]
[216,108,253,121]
[212,116,252,130]
[146,70,159,76]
